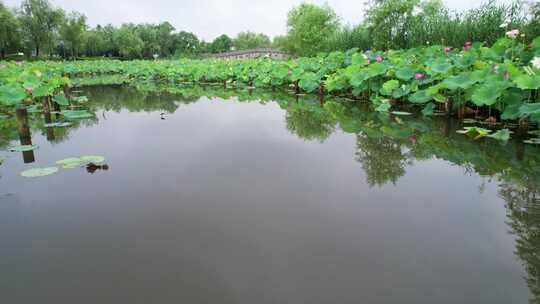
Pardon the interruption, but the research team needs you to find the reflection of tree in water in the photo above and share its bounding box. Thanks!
[85,85,198,114]
[500,182,540,303]
[355,133,411,187]
[285,105,337,142]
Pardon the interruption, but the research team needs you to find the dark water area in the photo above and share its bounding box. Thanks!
[1,86,540,304]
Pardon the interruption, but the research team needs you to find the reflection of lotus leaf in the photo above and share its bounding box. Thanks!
[21,167,58,178]
[80,155,105,163]
[9,145,38,152]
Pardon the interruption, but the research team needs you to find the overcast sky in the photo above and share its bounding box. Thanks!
[4,0,514,41]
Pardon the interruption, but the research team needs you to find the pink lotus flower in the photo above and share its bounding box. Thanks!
[376,56,383,63]
[506,29,519,39]
[415,73,424,80]
[444,47,451,55]
[25,86,33,94]
[367,59,371,64]
[463,41,472,51]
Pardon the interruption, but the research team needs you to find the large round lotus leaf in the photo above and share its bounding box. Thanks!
[9,145,38,152]
[21,167,59,178]
[80,155,105,163]
[56,157,82,166]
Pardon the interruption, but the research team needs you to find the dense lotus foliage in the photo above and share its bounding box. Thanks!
[1,35,540,132]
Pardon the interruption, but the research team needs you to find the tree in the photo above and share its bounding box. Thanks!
[60,11,86,58]
[172,31,200,56]
[364,0,419,50]
[0,1,21,59]
[233,31,270,50]
[82,28,106,57]
[18,0,64,57]
[155,22,175,56]
[284,3,339,56]
[209,34,232,53]
[114,24,143,59]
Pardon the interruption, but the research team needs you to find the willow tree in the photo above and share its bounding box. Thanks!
[18,0,64,57]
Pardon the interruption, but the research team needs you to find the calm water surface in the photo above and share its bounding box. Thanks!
[1,86,539,303]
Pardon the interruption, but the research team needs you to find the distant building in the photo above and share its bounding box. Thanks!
[213,48,288,60]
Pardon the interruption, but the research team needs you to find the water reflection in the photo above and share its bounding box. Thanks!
[2,85,540,302]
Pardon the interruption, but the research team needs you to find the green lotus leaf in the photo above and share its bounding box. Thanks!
[514,74,540,90]
[80,155,105,163]
[429,59,452,75]
[471,82,506,106]
[53,93,69,106]
[409,90,432,104]
[0,84,27,106]
[56,157,82,166]
[519,103,540,118]
[61,110,93,119]
[395,67,415,81]
[456,127,492,139]
[21,167,59,178]
[442,73,477,90]
[44,122,72,128]
[375,102,391,112]
[380,80,399,96]
[422,103,435,116]
[9,145,38,152]
[72,95,89,103]
[487,129,512,141]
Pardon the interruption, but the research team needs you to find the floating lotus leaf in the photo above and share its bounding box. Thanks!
[456,127,492,140]
[487,129,512,141]
[72,96,89,103]
[80,155,105,163]
[44,122,72,128]
[62,163,81,169]
[21,167,58,178]
[391,111,412,116]
[61,110,93,119]
[56,157,82,166]
[9,145,38,152]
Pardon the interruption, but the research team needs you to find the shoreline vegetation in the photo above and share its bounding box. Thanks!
[1,32,540,142]
[0,0,539,60]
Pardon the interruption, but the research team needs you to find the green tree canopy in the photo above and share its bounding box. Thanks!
[209,34,232,53]
[0,1,21,58]
[284,3,339,56]
[114,24,144,59]
[233,31,270,50]
[18,0,64,57]
[60,11,86,58]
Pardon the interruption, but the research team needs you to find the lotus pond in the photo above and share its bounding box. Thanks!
[1,85,540,303]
